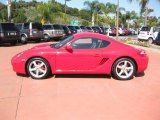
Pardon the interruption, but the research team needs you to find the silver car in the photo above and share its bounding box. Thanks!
[16,22,43,44]
[43,24,64,41]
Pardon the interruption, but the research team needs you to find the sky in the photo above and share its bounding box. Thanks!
[1,0,160,17]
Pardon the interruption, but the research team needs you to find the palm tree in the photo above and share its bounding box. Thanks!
[84,0,100,26]
[126,11,137,28]
[128,0,160,26]
[106,2,125,26]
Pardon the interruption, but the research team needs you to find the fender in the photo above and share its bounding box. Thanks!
[21,33,28,38]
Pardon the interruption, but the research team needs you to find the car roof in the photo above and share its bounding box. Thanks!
[73,32,115,42]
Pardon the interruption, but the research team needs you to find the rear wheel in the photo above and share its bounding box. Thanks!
[27,58,51,79]
[44,34,50,42]
[148,38,153,44]
[21,35,27,44]
[112,58,136,80]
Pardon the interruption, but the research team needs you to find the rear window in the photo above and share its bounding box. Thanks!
[1,23,17,31]
[32,23,43,30]
[53,25,63,30]
[141,27,150,31]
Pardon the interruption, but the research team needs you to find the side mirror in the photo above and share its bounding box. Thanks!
[65,43,73,52]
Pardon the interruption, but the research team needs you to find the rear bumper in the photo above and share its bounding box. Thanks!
[136,56,149,73]
[0,37,20,43]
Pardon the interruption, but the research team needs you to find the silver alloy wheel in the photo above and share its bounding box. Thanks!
[28,60,47,79]
[21,36,27,43]
[115,60,134,79]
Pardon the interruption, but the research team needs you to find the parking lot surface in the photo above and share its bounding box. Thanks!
[0,43,160,120]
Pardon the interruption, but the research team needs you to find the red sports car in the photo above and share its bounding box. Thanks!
[11,32,148,80]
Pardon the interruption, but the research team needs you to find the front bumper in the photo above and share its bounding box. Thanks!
[11,55,27,74]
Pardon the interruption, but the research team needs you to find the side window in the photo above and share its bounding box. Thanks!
[72,38,103,49]
[100,40,110,48]
[24,23,29,29]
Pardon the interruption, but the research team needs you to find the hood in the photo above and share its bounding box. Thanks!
[31,43,51,50]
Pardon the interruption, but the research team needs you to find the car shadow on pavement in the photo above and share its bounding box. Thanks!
[54,74,111,79]
[135,72,145,77]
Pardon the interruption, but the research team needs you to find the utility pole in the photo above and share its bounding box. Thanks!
[7,0,11,22]
[116,0,119,40]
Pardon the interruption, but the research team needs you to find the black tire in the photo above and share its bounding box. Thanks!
[148,38,153,44]
[27,57,51,79]
[21,35,28,44]
[44,34,50,42]
[112,58,136,80]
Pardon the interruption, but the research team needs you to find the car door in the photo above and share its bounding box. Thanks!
[55,37,103,73]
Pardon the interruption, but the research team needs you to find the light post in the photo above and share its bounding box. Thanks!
[65,0,71,14]
[116,0,119,40]
[7,0,11,22]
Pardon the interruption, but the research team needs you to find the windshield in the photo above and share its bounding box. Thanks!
[141,27,150,31]
[52,35,74,49]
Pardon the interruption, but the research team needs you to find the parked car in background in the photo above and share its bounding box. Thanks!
[104,27,109,35]
[74,26,83,32]
[68,26,77,34]
[86,26,94,32]
[80,26,88,32]
[93,26,103,34]
[43,24,64,41]
[109,27,116,36]
[0,23,20,45]
[122,27,129,35]
[99,27,105,34]
[118,28,125,36]
[16,22,43,44]
[154,31,160,45]
[91,27,99,33]
[138,26,160,44]
[62,25,72,37]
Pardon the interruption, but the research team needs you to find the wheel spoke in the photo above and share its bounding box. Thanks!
[36,70,39,76]
[39,62,45,68]
[124,70,129,76]
[117,65,122,69]
[126,66,133,70]
[39,69,46,74]
[33,61,37,67]
[118,70,124,76]
[124,61,128,67]
[30,67,37,72]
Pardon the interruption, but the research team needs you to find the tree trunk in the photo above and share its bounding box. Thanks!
[127,20,130,28]
[92,12,95,26]
[144,3,148,26]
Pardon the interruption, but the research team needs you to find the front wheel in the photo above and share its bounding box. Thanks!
[27,58,51,79]
[112,58,136,80]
